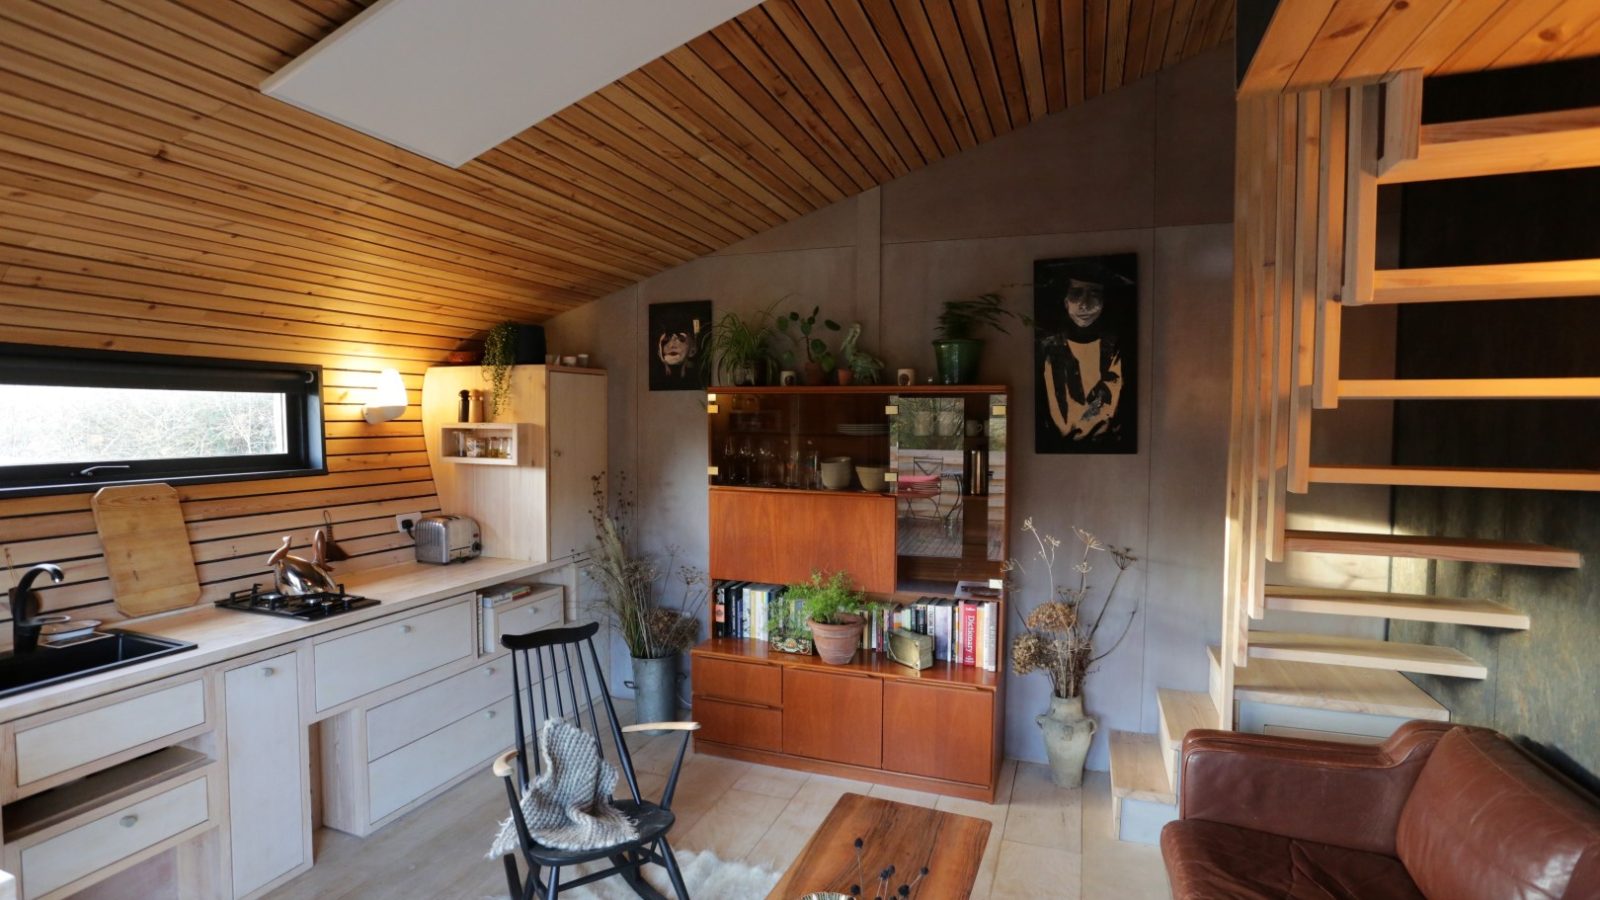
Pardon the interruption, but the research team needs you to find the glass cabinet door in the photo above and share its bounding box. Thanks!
[889,393,1007,588]
[707,391,891,492]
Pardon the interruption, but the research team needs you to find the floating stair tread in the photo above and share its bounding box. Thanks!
[1248,631,1487,679]
[1369,261,1600,304]
[1379,106,1600,184]
[1226,649,1449,721]
[1109,730,1174,805]
[1308,464,1600,492]
[1338,377,1600,400]
[1282,530,1581,568]
[1264,584,1530,629]
[1157,689,1220,751]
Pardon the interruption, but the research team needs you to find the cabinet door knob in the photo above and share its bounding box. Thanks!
[553,449,563,458]
[484,710,497,720]
[400,624,413,634]
[483,667,496,677]
[261,666,276,677]
[119,814,139,828]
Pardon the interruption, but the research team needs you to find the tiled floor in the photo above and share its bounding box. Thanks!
[268,723,1170,899]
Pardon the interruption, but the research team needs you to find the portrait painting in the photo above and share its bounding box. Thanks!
[1033,254,1137,454]
[647,300,711,391]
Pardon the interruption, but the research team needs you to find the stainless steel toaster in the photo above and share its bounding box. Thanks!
[414,514,481,564]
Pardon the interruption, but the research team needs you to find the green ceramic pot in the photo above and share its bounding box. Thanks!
[932,338,983,384]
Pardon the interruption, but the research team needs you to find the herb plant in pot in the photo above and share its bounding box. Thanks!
[583,473,706,733]
[703,305,780,386]
[788,570,869,665]
[1007,519,1138,787]
[933,292,1030,385]
[775,306,840,385]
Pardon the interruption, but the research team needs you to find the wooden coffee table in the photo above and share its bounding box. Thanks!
[768,793,991,899]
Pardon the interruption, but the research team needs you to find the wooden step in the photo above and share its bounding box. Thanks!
[1282,530,1581,568]
[1247,632,1487,679]
[1369,260,1600,304]
[1109,730,1174,805]
[1157,689,1221,751]
[1308,464,1600,492]
[1379,106,1600,184]
[1264,584,1529,629]
[1337,377,1600,401]
[1214,645,1449,721]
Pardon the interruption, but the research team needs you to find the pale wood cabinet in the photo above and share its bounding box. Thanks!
[223,650,308,898]
[422,365,607,563]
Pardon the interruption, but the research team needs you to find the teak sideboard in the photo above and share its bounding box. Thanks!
[691,385,1010,802]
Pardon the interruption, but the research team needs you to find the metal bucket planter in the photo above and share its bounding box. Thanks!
[626,654,683,735]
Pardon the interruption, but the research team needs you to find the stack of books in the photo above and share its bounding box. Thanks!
[863,587,1000,672]
[711,581,801,641]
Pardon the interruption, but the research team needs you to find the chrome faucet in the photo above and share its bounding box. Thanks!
[9,563,64,654]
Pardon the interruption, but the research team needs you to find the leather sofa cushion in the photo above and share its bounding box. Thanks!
[1162,819,1426,900]
[1397,728,1600,899]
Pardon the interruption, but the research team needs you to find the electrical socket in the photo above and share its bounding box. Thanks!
[395,512,421,535]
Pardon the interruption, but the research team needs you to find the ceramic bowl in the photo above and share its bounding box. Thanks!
[855,465,887,492]
[819,456,853,490]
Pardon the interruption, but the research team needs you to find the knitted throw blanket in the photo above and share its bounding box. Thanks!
[488,720,639,857]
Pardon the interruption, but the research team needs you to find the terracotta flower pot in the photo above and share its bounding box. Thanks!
[807,614,864,665]
[801,361,827,385]
[835,368,854,385]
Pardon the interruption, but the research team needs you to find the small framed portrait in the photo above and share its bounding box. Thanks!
[1033,254,1137,454]
[647,300,711,391]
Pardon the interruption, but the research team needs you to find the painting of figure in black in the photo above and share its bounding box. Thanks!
[647,300,711,391]
[1034,254,1137,453]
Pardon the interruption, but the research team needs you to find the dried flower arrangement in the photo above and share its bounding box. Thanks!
[582,472,706,660]
[1006,519,1138,699]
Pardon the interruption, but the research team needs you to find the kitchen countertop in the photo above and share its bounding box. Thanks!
[0,557,560,724]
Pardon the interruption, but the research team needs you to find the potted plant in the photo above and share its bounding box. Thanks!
[775,306,840,385]
[481,322,518,418]
[702,305,780,386]
[1007,519,1138,787]
[584,473,706,732]
[933,292,1030,385]
[788,570,870,665]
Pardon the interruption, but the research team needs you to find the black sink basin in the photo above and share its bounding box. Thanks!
[0,632,197,699]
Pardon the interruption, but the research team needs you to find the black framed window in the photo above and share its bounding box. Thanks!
[0,343,326,497]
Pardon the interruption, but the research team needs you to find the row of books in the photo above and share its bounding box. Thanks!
[711,579,999,671]
[863,597,1000,672]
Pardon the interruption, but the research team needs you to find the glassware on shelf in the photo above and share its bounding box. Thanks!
[756,441,777,486]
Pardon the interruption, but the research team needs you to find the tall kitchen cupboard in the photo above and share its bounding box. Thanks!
[422,365,606,564]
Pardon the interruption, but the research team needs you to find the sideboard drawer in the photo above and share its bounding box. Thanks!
[694,697,782,753]
[14,678,207,787]
[480,586,563,654]
[313,598,474,711]
[366,659,513,761]
[367,694,514,822]
[692,656,781,708]
[21,774,210,899]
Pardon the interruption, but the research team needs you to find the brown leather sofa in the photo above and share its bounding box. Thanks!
[1160,721,1600,899]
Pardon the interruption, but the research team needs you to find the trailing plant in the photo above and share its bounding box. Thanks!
[582,472,707,658]
[775,305,841,371]
[935,292,1032,341]
[787,570,869,625]
[702,303,781,386]
[481,322,518,418]
[1005,520,1138,699]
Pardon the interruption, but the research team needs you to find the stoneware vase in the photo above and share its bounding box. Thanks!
[808,614,864,665]
[626,654,683,736]
[1038,694,1097,788]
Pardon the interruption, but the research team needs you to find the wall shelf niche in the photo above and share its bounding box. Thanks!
[438,422,530,466]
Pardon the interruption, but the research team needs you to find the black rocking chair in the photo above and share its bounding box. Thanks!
[489,621,700,900]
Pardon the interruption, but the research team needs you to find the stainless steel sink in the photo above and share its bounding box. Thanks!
[0,632,197,698]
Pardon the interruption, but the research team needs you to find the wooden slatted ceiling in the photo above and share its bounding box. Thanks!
[1243,0,1600,95]
[0,1,1233,627]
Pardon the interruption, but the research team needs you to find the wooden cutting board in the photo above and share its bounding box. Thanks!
[92,483,202,617]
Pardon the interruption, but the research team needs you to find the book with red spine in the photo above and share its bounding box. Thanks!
[962,602,977,667]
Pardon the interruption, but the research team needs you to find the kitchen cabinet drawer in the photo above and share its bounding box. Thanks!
[366,659,513,761]
[367,693,514,822]
[21,774,210,899]
[480,587,563,655]
[694,697,781,752]
[313,598,474,711]
[14,678,207,788]
[882,682,994,785]
[691,656,781,708]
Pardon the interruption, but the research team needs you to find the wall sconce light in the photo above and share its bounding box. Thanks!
[363,368,407,424]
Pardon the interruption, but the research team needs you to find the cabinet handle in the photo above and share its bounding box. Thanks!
[119,814,139,828]
[483,667,496,677]
[484,710,497,720]
[400,624,413,634]
[553,449,563,458]
[261,666,276,677]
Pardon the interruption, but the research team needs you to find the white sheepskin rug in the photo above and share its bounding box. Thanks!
[487,848,779,899]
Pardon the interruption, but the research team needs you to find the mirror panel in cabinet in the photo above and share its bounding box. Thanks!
[890,393,1007,591]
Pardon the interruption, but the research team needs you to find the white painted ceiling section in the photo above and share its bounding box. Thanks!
[261,0,764,168]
